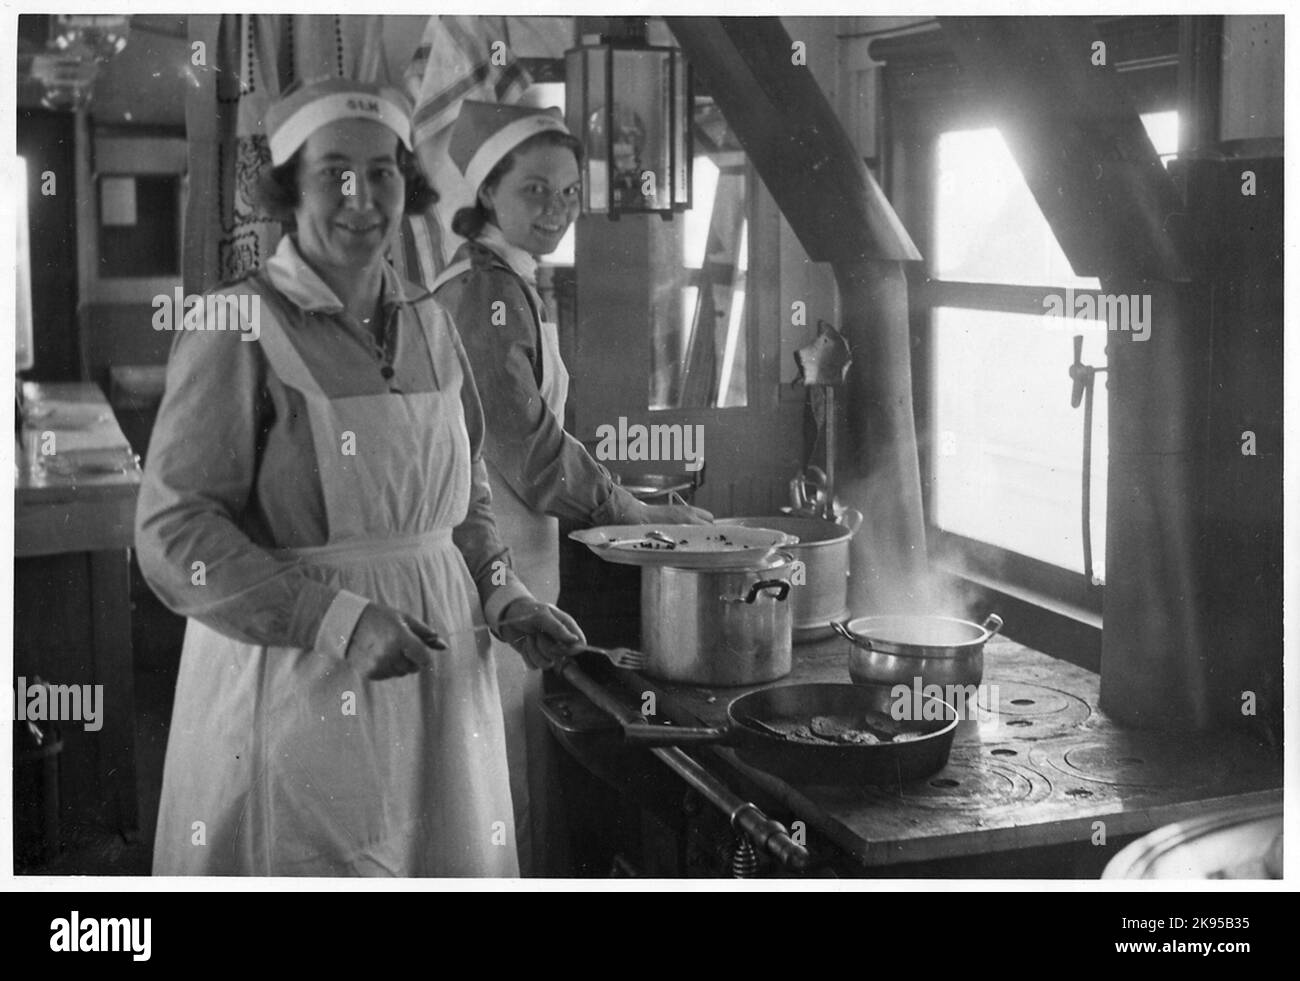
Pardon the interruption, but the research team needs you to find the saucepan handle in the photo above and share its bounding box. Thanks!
[831,619,871,649]
[979,613,1004,642]
[619,722,732,746]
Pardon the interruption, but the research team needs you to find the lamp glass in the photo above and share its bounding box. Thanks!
[567,42,690,216]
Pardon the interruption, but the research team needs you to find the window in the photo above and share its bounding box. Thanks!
[908,102,1178,612]
[649,98,749,410]
[927,113,1176,589]
[530,79,751,411]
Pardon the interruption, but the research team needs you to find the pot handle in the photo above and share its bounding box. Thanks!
[838,507,864,537]
[724,579,791,604]
[831,619,872,649]
[979,613,1004,642]
[789,474,809,511]
[620,722,732,746]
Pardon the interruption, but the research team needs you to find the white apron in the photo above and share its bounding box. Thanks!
[433,258,570,875]
[152,280,517,877]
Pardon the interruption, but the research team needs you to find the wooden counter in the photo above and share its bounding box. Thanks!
[573,634,1282,874]
[15,381,143,839]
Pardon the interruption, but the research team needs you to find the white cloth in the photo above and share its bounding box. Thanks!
[430,232,570,874]
[151,278,518,877]
[477,222,539,284]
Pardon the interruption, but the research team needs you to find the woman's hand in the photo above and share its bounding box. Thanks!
[345,603,446,680]
[498,598,586,669]
[627,500,714,526]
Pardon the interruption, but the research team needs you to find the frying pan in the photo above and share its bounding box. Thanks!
[562,667,959,787]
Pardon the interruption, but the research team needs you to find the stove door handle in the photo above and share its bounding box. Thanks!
[620,722,730,746]
[732,802,810,873]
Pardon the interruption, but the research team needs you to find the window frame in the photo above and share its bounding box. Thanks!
[875,17,1183,665]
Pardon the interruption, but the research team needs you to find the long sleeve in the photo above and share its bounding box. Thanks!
[438,301,535,625]
[440,264,641,526]
[134,324,366,656]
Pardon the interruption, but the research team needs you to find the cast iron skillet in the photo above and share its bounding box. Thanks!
[611,682,959,787]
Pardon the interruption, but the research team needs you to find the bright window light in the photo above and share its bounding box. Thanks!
[932,307,1108,579]
[683,156,720,270]
[1140,109,1179,166]
[935,127,1100,289]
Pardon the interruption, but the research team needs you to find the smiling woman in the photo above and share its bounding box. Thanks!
[256,126,438,222]
[429,99,712,875]
[136,78,586,877]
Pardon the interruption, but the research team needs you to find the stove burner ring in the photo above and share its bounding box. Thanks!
[977,681,1091,739]
[1030,737,1232,790]
[863,745,1054,810]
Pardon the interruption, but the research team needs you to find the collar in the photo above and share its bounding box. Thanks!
[477,222,539,284]
[265,234,411,314]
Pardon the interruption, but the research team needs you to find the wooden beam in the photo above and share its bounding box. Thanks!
[667,17,928,608]
[939,15,1196,282]
[666,17,920,264]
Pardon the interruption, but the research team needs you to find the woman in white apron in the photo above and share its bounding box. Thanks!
[135,80,582,876]
[431,101,711,875]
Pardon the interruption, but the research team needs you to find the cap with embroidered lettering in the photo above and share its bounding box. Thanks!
[265,78,413,166]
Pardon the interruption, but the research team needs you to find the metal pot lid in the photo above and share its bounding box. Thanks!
[570,524,797,570]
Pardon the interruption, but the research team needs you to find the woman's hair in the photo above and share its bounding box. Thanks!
[255,142,438,224]
[451,129,584,240]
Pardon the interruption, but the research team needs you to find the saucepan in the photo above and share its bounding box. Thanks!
[718,510,863,641]
[601,682,959,787]
[832,613,1004,689]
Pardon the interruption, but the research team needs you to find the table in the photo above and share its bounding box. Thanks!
[15,381,143,838]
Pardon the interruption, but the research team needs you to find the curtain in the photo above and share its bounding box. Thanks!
[401,16,534,277]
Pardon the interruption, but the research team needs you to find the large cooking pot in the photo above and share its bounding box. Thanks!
[608,682,959,787]
[718,510,863,642]
[832,613,1004,689]
[641,551,795,685]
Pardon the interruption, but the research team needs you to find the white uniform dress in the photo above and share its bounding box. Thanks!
[139,237,527,876]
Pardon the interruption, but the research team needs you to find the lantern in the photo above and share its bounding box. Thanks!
[565,31,692,218]
[30,15,131,111]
